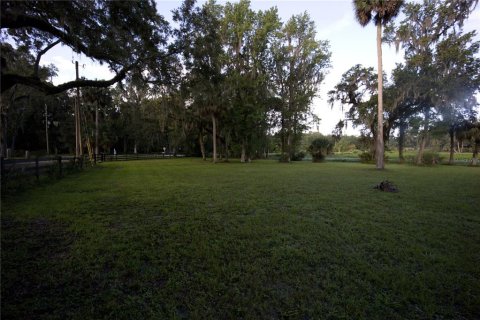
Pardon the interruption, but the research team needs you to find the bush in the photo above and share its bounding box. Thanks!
[308,137,333,162]
[359,151,389,164]
[291,152,306,161]
[278,154,290,162]
[359,151,374,163]
[420,151,443,166]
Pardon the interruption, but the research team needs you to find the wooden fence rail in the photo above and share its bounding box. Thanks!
[0,153,184,186]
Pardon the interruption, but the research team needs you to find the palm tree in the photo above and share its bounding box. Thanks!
[353,0,403,169]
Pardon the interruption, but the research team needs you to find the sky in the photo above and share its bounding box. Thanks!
[41,0,480,136]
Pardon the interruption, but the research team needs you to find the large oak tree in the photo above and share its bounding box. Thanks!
[1,0,171,95]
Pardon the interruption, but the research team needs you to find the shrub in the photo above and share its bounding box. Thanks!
[420,151,443,166]
[308,137,333,162]
[291,152,306,161]
[279,154,290,162]
[359,151,374,163]
[359,151,389,164]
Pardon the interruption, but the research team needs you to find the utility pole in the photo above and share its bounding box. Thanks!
[75,61,83,157]
[45,103,49,155]
[95,103,99,155]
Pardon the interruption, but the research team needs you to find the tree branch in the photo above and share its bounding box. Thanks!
[1,12,119,64]
[2,65,132,95]
[34,39,61,77]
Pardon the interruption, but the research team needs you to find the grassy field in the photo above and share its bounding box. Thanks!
[2,159,479,319]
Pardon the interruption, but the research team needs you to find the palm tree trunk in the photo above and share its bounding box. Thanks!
[376,22,384,169]
[212,114,217,163]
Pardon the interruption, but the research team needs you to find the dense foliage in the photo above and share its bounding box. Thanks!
[1,0,331,161]
[329,0,480,165]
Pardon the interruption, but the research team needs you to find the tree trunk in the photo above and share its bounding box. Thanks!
[416,134,428,165]
[280,116,287,161]
[241,140,246,163]
[212,114,217,163]
[199,134,206,160]
[287,131,292,162]
[11,134,16,156]
[416,109,430,165]
[448,127,455,165]
[75,61,83,157]
[471,139,479,166]
[224,138,229,162]
[398,121,406,162]
[376,23,384,169]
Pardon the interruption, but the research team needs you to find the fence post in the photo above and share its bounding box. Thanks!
[58,156,62,177]
[0,156,4,181]
[35,157,39,181]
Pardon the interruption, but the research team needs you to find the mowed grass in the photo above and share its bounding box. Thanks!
[1,159,479,319]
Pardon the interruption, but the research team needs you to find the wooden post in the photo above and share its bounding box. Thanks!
[58,156,62,177]
[45,103,49,155]
[35,157,39,181]
[95,104,99,155]
[0,156,4,181]
[75,61,83,157]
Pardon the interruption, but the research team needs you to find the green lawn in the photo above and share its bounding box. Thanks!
[2,159,479,319]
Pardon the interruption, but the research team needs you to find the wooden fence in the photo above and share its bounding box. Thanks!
[97,153,183,162]
[0,153,184,188]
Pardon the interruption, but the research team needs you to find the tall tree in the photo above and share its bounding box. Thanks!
[384,0,479,164]
[222,1,281,162]
[435,31,480,164]
[353,0,403,169]
[271,12,330,162]
[328,64,379,153]
[174,0,225,163]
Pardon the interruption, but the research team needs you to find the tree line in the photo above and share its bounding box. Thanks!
[1,0,479,166]
[330,0,480,166]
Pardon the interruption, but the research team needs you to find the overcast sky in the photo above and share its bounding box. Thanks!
[42,0,480,136]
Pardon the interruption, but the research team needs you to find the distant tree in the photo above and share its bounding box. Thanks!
[1,0,171,95]
[328,64,378,153]
[454,120,480,166]
[308,137,333,162]
[82,87,113,154]
[353,0,404,169]
[334,136,360,153]
[271,12,330,162]
[434,31,480,164]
